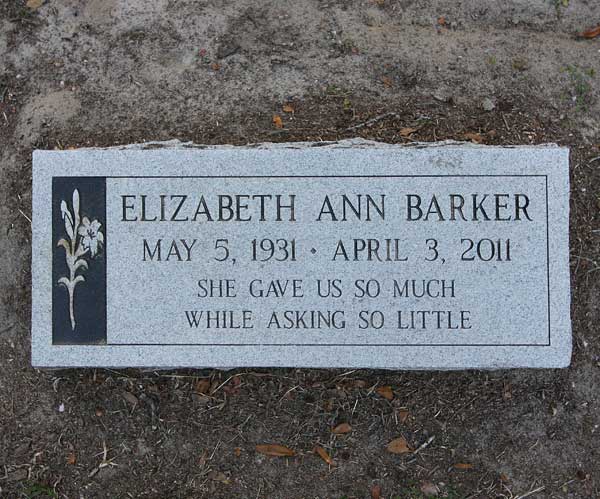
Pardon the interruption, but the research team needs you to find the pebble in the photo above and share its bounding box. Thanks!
[482,98,495,111]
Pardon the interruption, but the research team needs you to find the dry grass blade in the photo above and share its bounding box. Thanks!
[255,444,295,457]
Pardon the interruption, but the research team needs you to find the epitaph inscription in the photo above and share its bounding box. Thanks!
[32,141,571,368]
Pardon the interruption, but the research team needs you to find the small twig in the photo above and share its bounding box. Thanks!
[18,209,32,224]
[413,435,435,455]
[589,156,600,163]
[346,112,398,131]
[514,485,545,499]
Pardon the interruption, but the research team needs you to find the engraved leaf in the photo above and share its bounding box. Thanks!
[57,277,70,288]
[57,238,71,254]
[72,189,80,230]
[255,444,295,457]
[386,436,412,454]
[74,258,88,272]
[61,200,74,239]
[73,275,85,286]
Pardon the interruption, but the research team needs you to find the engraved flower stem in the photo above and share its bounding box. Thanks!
[58,189,89,331]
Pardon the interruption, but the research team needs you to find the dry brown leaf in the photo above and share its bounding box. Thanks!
[256,444,295,457]
[66,452,76,465]
[398,409,409,423]
[122,391,138,406]
[282,104,295,113]
[453,462,474,470]
[234,447,242,457]
[314,446,333,465]
[332,422,352,434]
[195,379,211,394]
[376,385,394,400]
[499,473,510,483]
[399,127,417,137]
[371,484,382,499]
[381,76,393,87]
[26,0,44,10]
[386,436,411,454]
[582,25,600,39]
[211,62,221,71]
[272,114,283,129]
[437,16,446,26]
[464,132,484,144]
[420,480,439,497]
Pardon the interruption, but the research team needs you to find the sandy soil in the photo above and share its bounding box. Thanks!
[1,1,599,497]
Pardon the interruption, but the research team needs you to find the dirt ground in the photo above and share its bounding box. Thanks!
[1,1,600,498]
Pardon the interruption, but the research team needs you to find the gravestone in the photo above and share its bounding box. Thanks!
[31,140,571,368]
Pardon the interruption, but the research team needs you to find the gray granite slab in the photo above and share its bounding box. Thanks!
[31,140,571,368]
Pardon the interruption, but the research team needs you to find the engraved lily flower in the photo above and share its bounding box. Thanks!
[78,217,104,258]
[57,189,104,330]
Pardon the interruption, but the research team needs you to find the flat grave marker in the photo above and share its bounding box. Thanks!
[31,140,571,368]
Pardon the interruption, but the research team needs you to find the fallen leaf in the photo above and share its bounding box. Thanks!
[420,480,439,497]
[314,446,333,465]
[398,409,409,423]
[209,471,230,484]
[464,132,484,144]
[499,473,510,483]
[26,0,43,9]
[95,407,104,417]
[256,444,295,457]
[376,385,394,400]
[454,462,474,470]
[386,436,411,454]
[371,484,382,499]
[195,379,211,394]
[437,16,446,26]
[381,76,393,87]
[581,25,600,39]
[122,391,138,406]
[67,452,76,465]
[282,104,295,113]
[272,114,283,129]
[399,127,417,137]
[332,423,352,434]
[211,62,221,71]
[234,447,242,457]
